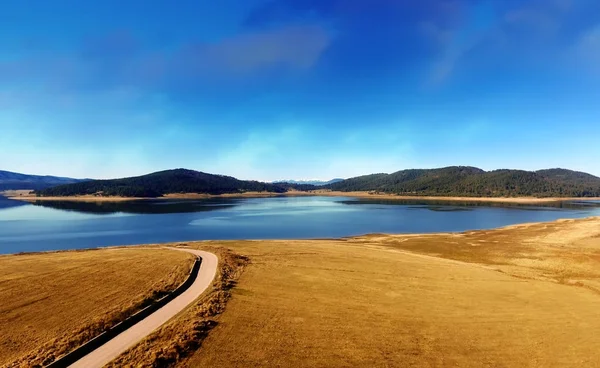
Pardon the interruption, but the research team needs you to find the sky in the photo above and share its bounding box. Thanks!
[1,0,599,181]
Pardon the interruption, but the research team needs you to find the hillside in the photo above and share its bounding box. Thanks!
[35,169,308,197]
[327,167,600,197]
[33,167,600,199]
[0,170,84,191]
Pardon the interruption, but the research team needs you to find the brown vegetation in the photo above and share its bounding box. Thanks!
[302,190,600,203]
[0,190,32,197]
[9,189,600,204]
[4,217,600,367]
[0,248,194,367]
[6,194,146,202]
[186,216,600,367]
[105,246,248,367]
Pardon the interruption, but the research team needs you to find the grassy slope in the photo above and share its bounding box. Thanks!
[186,217,600,367]
[0,248,194,367]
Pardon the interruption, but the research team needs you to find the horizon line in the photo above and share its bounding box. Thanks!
[2,165,599,183]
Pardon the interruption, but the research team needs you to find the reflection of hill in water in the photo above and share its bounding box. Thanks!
[339,199,600,211]
[28,197,600,216]
[30,199,237,215]
[0,197,28,210]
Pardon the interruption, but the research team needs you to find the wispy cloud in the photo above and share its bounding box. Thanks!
[2,0,600,179]
[421,0,600,85]
[503,0,568,36]
[203,121,417,181]
[425,1,497,85]
[574,24,600,73]
[0,25,331,95]
[179,25,331,74]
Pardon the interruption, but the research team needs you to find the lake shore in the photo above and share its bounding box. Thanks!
[186,216,600,367]
[3,216,600,367]
[299,190,600,203]
[5,189,600,204]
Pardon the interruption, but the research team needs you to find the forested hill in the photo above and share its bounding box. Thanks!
[33,167,600,198]
[326,167,600,197]
[36,169,312,197]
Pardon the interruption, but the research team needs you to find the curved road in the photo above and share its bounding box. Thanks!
[69,248,218,368]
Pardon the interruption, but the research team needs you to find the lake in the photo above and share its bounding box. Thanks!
[1,195,599,254]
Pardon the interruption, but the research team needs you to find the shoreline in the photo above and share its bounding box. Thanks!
[5,190,600,204]
[4,215,600,366]
[2,215,599,257]
[302,191,600,204]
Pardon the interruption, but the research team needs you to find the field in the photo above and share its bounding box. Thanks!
[2,217,600,367]
[0,248,194,367]
[184,217,600,367]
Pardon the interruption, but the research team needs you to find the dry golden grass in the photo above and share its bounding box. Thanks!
[10,190,600,204]
[105,246,249,368]
[0,248,194,367]
[184,217,600,367]
[303,190,600,203]
[0,190,32,197]
[4,217,600,367]
[7,195,145,202]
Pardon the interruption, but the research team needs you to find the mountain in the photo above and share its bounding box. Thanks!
[0,170,85,191]
[273,178,344,186]
[32,166,600,199]
[326,166,600,197]
[36,169,313,197]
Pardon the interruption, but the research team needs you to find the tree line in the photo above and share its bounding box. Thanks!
[326,167,600,197]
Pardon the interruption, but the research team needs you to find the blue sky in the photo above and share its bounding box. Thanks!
[1,0,599,180]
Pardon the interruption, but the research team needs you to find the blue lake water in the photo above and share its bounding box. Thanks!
[1,195,599,254]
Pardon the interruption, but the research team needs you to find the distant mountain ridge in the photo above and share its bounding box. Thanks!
[31,166,600,198]
[0,170,85,191]
[36,169,307,197]
[326,166,600,197]
[273,178,344,186]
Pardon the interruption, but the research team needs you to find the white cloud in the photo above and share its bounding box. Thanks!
[183,25,332,74]
[199,121,417,181]
[423,2,498,85]
[575,25,600,72]
[202,126,305,180]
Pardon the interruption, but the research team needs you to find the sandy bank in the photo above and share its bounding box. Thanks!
[7,189,600,204]
[311,190,600,203]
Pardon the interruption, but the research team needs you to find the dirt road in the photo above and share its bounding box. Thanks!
[68,248,218,368]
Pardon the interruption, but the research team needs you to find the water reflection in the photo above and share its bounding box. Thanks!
[1,196,600,254]
[29,199,237,215]
[0,196,28,210]
[339,199,600,211]
[18,197,600,216]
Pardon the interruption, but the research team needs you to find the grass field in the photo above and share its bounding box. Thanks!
[0,248,194,367]
[3,217,600,367]
[184,217,600,367]
[105,246,249,367]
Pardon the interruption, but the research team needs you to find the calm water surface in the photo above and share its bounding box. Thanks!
[1,196,599,254]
